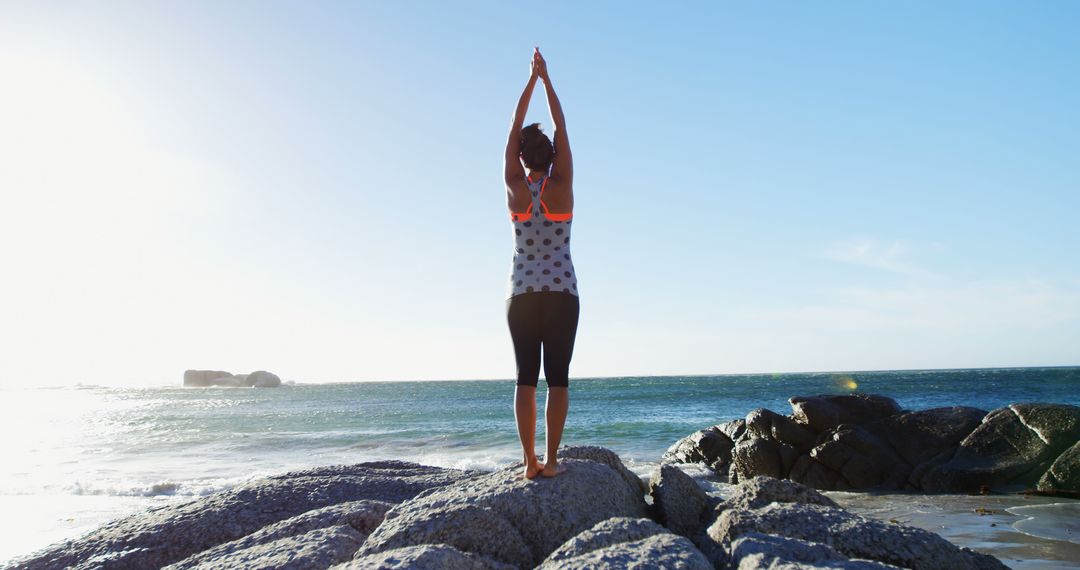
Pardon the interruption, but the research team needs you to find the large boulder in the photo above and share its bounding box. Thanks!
[339,544,515,570]
[649,464,712,537]
[729,532,899,570]
[164,500,393,569]
[921,403,1080,492]
[1037,439,1080,497]
[661,420,742,475]
[538,517,711,570]
[708,502,1006,569]
[355,446,648,568]
[789,394,902,433]
[866,407,986,467]
[716,475,839,512]
[168,525,363,570]
[12,461,477,570]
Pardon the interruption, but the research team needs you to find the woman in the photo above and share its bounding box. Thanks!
[504,48,579,480]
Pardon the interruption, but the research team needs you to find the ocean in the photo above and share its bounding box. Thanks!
[2,367,1078,567]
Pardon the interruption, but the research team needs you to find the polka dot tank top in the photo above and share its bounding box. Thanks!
[508,175,578,298]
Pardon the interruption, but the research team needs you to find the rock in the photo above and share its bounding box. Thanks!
[249,370,282,388]
[746,408,817,451]
[708,502,1006,569]
[183,369,241,387]
[559,445,647,495]
[539,517,711,569]
[12,461,477,570]
[1037,439,1080,497]
[867,407,986,467]
[164,500,393,569]
[921,403,1080,492]
[356,446,648,568]
[169,525,363,570]
[662,425,737,474]
[803,425,909,489]
[339,544,516,570]
[649,464,712,537]
[789,394,902,433]
[716,475,839,512]
[729,532,899,570]
[732,437,784,481]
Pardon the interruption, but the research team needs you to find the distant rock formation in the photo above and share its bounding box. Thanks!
[663,394,1080,498]
[183,369,282,388]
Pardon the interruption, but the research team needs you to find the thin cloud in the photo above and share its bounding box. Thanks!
[822,238,936,278]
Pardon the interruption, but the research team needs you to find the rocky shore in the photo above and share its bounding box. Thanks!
[662,394,1080,498]
[9,444,1009,569]
[13,393,1076,569]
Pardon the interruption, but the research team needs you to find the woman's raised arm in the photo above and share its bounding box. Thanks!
[534,50,573,210]
[504,61,539,210]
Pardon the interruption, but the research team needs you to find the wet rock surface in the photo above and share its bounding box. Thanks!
[662,395,1080,497]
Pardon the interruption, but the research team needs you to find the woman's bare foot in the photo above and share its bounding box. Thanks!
[523,457,543,480]
[541,461,567,478]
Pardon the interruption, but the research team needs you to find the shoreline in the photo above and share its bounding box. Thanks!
[6,460,1079,568]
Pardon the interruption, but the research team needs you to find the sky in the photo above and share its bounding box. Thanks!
[1,1,1078,386]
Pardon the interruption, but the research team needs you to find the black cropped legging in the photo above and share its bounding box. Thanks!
[506,291,580,388]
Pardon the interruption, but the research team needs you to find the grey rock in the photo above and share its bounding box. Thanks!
[649,465,711,537]
[559,445,647,495]
[717,476,839,512]
[921,403,1080,492]
[709,502,1006,569]
[543,534,712,569]
[1037,439,1080,497]
[11,461,477,570]
[789,394,902,433]
[164,500,393,569]
[542,517,667,563]
[357,446,648,568]
[338,544,516,570]
[172,525,362,570]
[539,517,711,569]
[730,533,900,570]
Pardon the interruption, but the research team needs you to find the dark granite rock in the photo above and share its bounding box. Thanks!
[867,406,986,466]
[649,464,712,537]
[747,408,817,451]
[789,394,902,433]
[11,461,477,570]
[732,437,784,480]
[921,403,1080,492]
[662,425,737,474]
[355,446,649,568]
[1037,440,1080,497]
